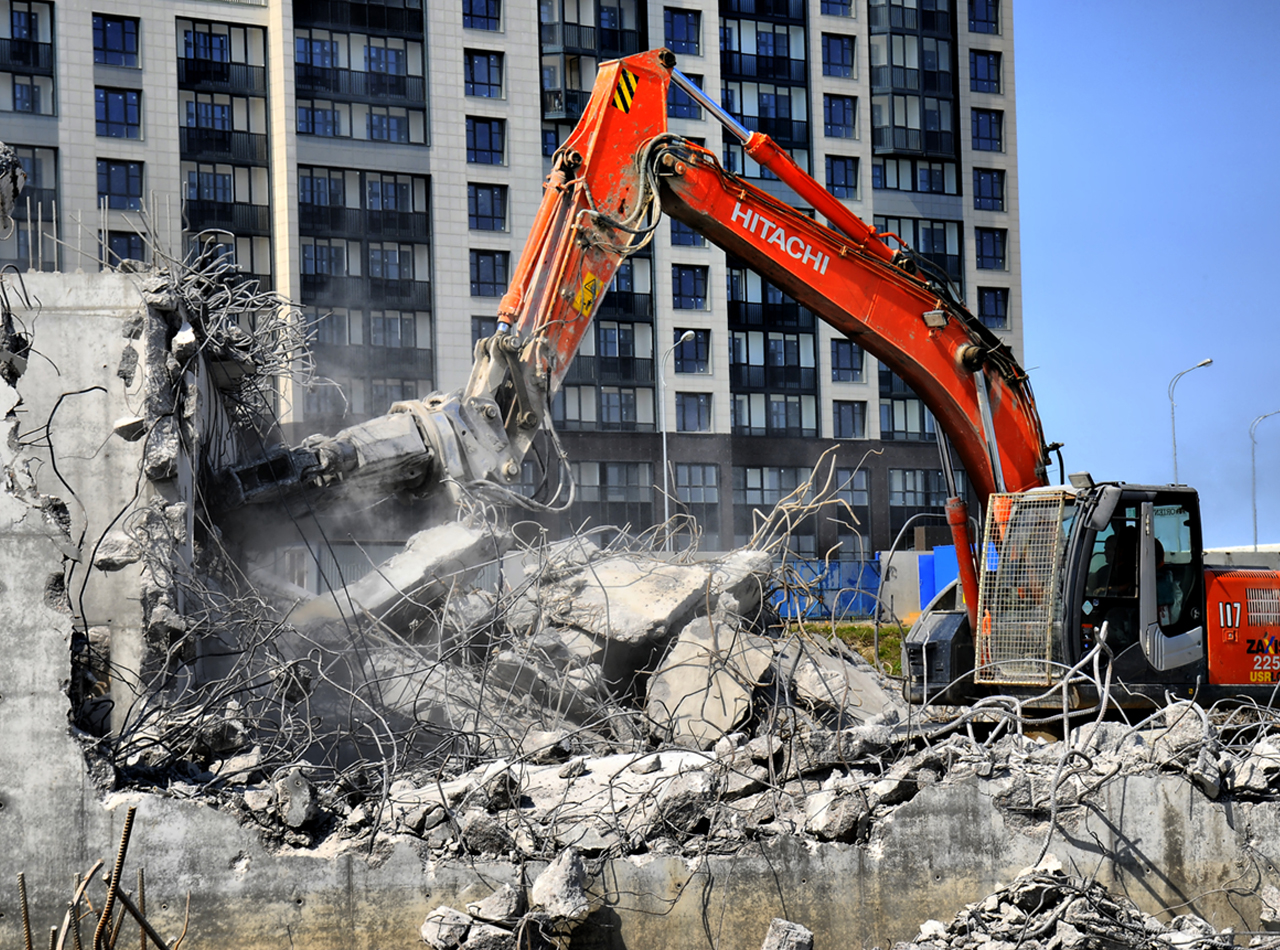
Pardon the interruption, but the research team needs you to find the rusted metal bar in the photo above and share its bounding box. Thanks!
[19,871,33,950]
[93,806,136,950]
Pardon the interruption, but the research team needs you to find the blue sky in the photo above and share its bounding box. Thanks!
[1016,1,1280,548]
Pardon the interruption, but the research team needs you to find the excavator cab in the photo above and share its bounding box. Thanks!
[906,480,1213,709]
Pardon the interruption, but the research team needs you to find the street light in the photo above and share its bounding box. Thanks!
[660,329,696,552]
[1251,410,1280,551]
[1167,358,1213,484]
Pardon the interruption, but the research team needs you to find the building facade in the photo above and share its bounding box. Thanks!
[0,0,1020,564]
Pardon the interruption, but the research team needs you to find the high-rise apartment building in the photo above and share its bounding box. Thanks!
[0,0,1019,569]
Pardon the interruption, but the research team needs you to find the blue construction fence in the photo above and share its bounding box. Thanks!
[770,558,880,620]
[769,546,962,621]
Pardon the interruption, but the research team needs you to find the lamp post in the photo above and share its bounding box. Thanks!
[660,330,696,551]
[1167,358,1213,484]
[1251,410,1280,551]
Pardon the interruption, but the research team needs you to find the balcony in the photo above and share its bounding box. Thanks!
[721,51,806,84]
[542,88,591,122]
[728,364,815,391]
[0,38,53,74]
[720,0,803,23]
[731,113,808,146]
[868,3,917,31]
[870,64,918,92]
[598,27,641,57]
[301,273,366,305]
[295,64,425,103]
[180,127,269,165]
[596,291,652,319]
[539,21,596,54]
[369,277,432,310]
[922,71,952,96]
[185,200,272,236]
[727,300,815,328]
[294,1,425,37]
[596,356,653,385]
[299,204,363,236]
[177,59,267,95]
[366,209,429,241]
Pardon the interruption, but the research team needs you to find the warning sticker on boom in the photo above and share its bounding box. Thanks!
[612,68,638,113]
[571,271,602,315]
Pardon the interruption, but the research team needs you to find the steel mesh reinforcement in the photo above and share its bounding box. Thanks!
[974,491,1071,686]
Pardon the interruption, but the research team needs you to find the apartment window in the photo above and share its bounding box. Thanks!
[674,328,709,374]
[367,175,414,211]
[94,15,138,67]
[466,116,505,164]
[833,400,866,439]
[975,227,1006,269]
[186,26,230,62]
[464,0,501,30]
[978,287,1008,329]
[187,97,231,131]
[672,265,708,309]
[297,101,342,137]
[312,308,349,346]
[676,392,711,432]
[675,463,719,549]
[295,34,337,67]
[464,51,503,97]
[667,73,702,119]
[301,239,346,275]
[599,387,639,429]
[369,243,412,279]
[472,315,498,345]
[821,0,852,15]
[104,231,145,266]
[371,378,417,409]
[821,34,854,78]
[12,76,39,113]
[970,50,1001,93]
[97,160,142,211]
[972,108,1003,151]
[873,157,958,195]
[830,339,863,382]
[365,38,408,75]
[825,155,858,199]
[470,250,509,296]
[973,168,1004,211]
[664,8,700,55]
[370,310,416,348]
[95,89,141,139]
[187,165,232,202]
[969,0,999,33]
[367,106,409,143]
[823,94,857,138]
[468,184,507,231]
[670,219,705,246]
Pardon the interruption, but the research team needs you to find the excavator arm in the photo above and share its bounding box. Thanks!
[220,49,1051,622]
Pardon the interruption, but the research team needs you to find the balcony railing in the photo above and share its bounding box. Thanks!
[301,273,366,304]
[539,21,597,53]
[727,300,815,328]
[0,38,53,73]
[177,59,267,95]
[366,209,429,241]
[922,71,952,95]
[870,64,918,92]
[185,200,272,235]
[542,88,591,122]
[596,291,652,319]
[598,27,641,56]
[721,51,806,84]
[728,364,816,391]
[369,277,432,310]
[180,127,269,165]
[596,356,653,385]
[295,64,425,102]
[731,113,808,145]
[299,204,362,235]
[721,0,804,22]
[868,3,917,31]
[294,0,425,36]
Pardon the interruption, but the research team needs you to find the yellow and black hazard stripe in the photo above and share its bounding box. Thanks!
[611,68,638,112]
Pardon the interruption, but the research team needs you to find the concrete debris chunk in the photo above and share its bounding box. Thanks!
[779,638,904,726]
[467,884,525,924]
[292,521,509,627]
[760,918,814,950]
[275,767,316,829]
[803,788,867,842]
[528,555,712,646]
[648,768,718,836]
[530,848,590,925]
[462,923,516,950]
[708,549,774,617]
[461,812,515,855]
[92,528,141,571]
[646,617,774,748]
[420,907,473,950]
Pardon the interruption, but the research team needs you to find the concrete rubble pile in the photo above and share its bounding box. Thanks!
[892,856,1280,950]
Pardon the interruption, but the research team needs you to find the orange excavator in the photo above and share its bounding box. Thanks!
[221,50,1280,710]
